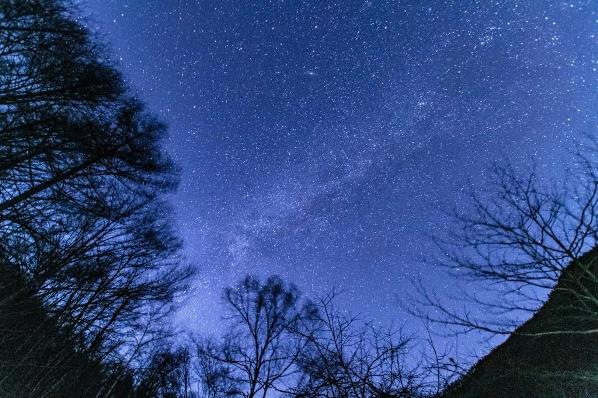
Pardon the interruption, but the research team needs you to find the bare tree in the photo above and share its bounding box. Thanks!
[401,155,598,396]
[194,275,317,398]
[137,347,194,398]
[411,159,598,338]
[291,292,426,398]
[194,339,239,398]
[0,1,191,395]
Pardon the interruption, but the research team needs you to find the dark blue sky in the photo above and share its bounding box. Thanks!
[83,0,597,347]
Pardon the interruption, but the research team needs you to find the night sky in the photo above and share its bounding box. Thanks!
[83,0,597,347]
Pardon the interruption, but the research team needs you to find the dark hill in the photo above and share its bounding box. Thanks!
[442,249,598,398]
[0,262,137,397]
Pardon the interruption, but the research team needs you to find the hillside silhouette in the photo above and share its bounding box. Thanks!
[442,248,598,398]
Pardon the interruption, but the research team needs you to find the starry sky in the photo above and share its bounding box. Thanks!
[82,0,597,344]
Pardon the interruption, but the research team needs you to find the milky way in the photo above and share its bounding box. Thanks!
[83,1,597,344]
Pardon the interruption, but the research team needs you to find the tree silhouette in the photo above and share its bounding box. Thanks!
[195,275,317,398]
[0,1,190,395]
[413,160,598,337]
[292,291,426,398]
[138,347,194,398]
[411,158,598,396]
